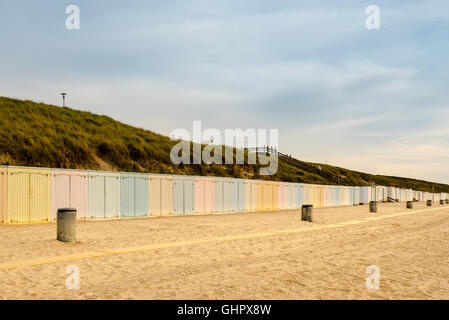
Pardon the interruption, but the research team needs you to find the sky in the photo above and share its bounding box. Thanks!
[0,1,448,183]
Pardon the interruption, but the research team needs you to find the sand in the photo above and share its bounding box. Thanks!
[1,201,449,299]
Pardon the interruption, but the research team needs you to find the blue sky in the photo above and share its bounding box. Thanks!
[1,1,448,183]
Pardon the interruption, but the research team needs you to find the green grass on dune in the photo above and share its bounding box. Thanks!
[0,96,448,193]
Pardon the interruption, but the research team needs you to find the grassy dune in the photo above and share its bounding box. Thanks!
[1,96,448,192]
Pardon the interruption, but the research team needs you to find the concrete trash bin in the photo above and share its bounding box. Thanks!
[57,208,77,243]
[406,201,413,209]
[369,201,377,213]
[301,205,313,222]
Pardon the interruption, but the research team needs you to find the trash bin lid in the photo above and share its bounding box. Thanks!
[57,208,77,212]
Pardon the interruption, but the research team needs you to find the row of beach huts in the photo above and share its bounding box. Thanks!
[0,166,448,224]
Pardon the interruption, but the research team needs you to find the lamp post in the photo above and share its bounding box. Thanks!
[61,93,67,107]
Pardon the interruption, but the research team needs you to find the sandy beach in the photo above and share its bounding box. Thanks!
[1,201,449,300]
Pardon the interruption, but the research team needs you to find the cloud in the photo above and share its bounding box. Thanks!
[0,1,448,183]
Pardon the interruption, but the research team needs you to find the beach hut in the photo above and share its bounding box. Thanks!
[298,184,305,208]
[255,180,277,211]
[149,174,173,216]
[244,179,258,212]
[88,171,120,220]
[214,177,233,213]
[277,183,283,210]
[173,175,195,216]
[407,189,412,201]
[401,189,407,202]
[223,178,233,213]
[213,177,224,213]
[308,185,317,208]
[292,184,300,209]
[256,180,264,211]
[319,185,325,208]
[345,186,351,205]
[0,166,7,223]
[434,192,441,203]
[278,182,293,210]
[360,187,368,204]
[237,179,245,212]
[387,187,396,201]
[346,187,352,206]
[6,167,51,224]
[353,187,360,206]
[120,172,149,219]
[303,185,312,206]
[264,181,278,211]
[230,179,245,212]
[51,169,88,221]
[336,186,342,206]
[338,186,344,206]
[195,176,214,214]
[284,183,293,209]
[322,185,328,208]
[327,186,334,207]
